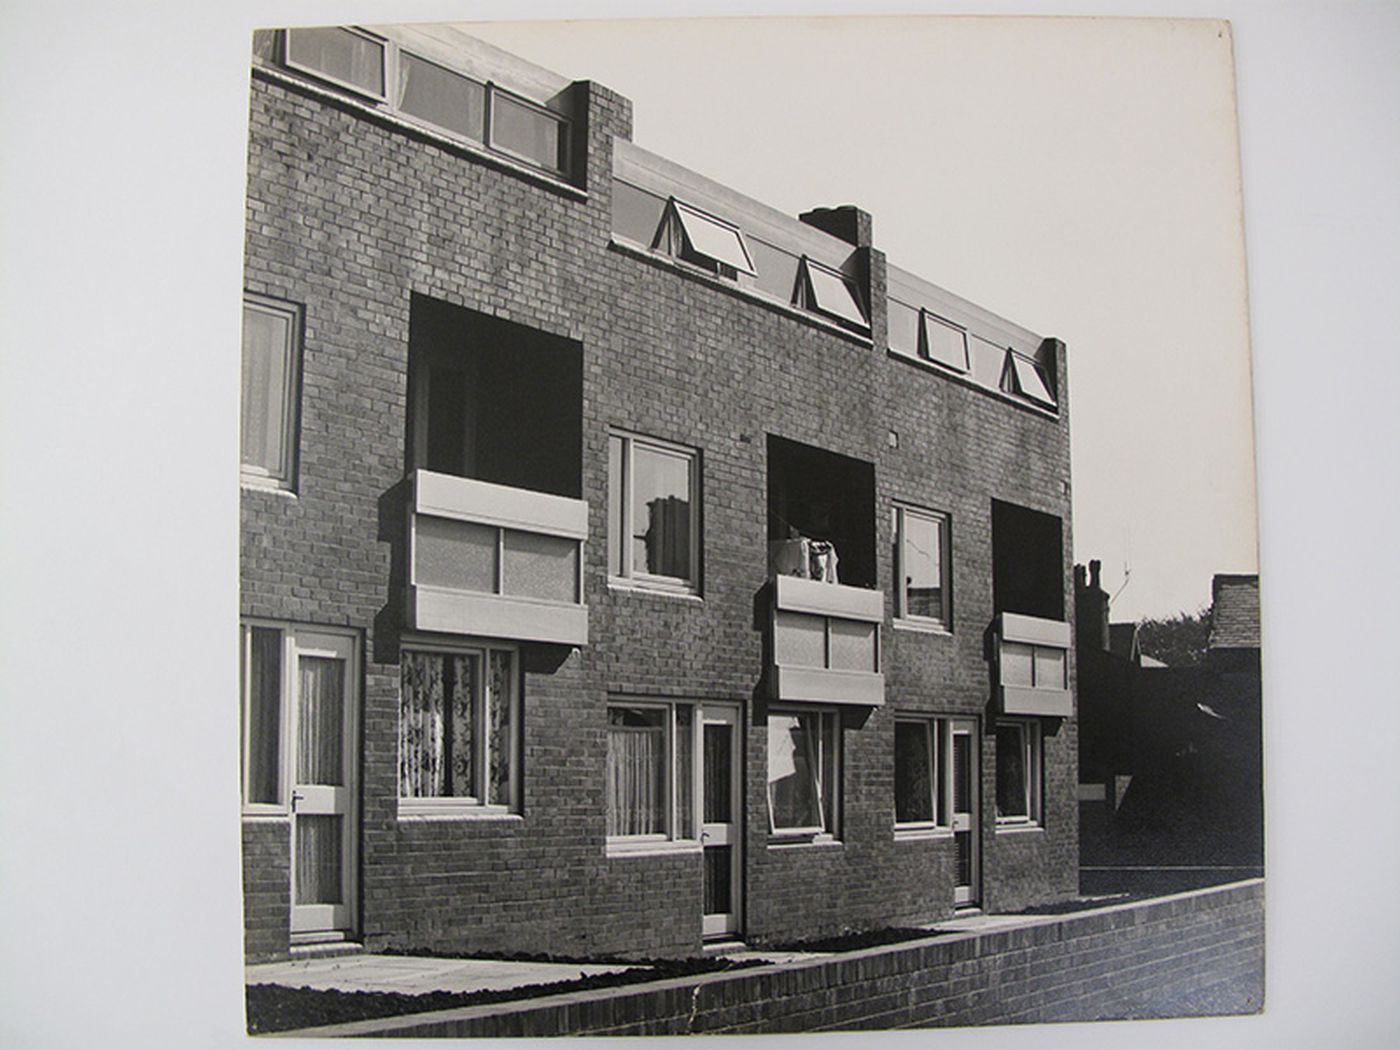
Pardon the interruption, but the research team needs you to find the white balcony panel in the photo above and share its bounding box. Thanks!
[413,470,588,539]
[773,576,883,623]
[999,612,1072,648]
[771,666,885,707]
[1001,684,1072,719]
[409,585,588,647]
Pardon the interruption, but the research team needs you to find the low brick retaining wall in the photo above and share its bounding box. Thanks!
[291,879,1264,1037]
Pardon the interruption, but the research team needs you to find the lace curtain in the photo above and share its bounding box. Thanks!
[399,651,477,798]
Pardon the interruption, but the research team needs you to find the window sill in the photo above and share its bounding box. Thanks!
[605,839,702,859]
[892,619,952,637]
[242,809,291,821]
[607,579,704,603]
[894,826,954,842]
[767,834,842,851]
[240,478,297,498]
[994,821,1044,835]
[397,804,523,823]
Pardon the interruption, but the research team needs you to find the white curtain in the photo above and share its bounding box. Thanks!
[607,722,663,836]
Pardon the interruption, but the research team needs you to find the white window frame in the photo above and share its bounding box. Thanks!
[240,294,302,491]
[920,310,971,373]
[396,638,521,819]
[605,699,702,853]
[893,504,952,631]
[893,716,953,836]
[797,257,867,327]
[1002,351,1058,409]
[608,429,701,595]
[239,621,359,818]
[766,706,840,841]
[994,718,1044,828]
[656,199,758,278]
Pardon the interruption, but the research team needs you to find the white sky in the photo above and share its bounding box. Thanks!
[461,16,1258,621]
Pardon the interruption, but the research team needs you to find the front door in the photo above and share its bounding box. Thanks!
[289,631,358,940]
[701,704,742,938]
[950,718,980,907]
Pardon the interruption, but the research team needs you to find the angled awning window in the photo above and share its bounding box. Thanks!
[801,258,867,326]
[921,311,970,372]
[671,201,757,275]
[1004,352,1057,409]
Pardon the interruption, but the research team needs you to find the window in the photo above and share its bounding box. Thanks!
[489,91,570,176]
[241,294,302,490]
[656,199,757,278]
[1003,351,1057,409]
[894,718,951,831]
[995,720,1043,826]
[397,51,485,142]
[398,644,519,816]
[767,708,839,837]
[921,312,971,372]
[608,430,700,592]
[606,702,698,847]
[893,505,951,629]
[991,500,1064,620]
[797,257,867,327]
[284,26,387,99]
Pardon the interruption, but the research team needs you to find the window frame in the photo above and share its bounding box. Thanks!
[396,638,521,819]
[920,310,971,373]
[994,718,1044,828]
[892,503,952,631]
[605,699,702,853]
[484,85,572,177]
[893,716,953,835]
[766,706,841,841]
[240,293,303,492]
[283,25,388,101]
[608,429,702,595]
[1002,350,1058,409]
[797,256,867,327]
[657,199,758,278]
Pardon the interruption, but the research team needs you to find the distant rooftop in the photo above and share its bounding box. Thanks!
[1208,574,1260,650]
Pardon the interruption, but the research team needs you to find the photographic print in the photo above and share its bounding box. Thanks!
[237,15,1262,1036]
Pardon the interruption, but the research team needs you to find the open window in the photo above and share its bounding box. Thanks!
[991,500,1063,620]
[767,435,875,590]
[796,257,866,328]
[1002,351,1057,409]
[654,199,757,279]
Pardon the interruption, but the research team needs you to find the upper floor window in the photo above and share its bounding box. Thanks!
[279,28,570,178]
[991,500,1064,621]
[608,430,700,594]
[655,199,757,279]
[241,294,301,490]
[893,504,951,629]
[797,257,867,327]
[1002,351,1057,409]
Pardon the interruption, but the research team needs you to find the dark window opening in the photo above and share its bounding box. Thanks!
[407,294,582,499]
[767,435,876,589]
[991,499,1064,619]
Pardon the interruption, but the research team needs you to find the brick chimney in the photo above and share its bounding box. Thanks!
[1075,559,1111,654]
[798,205,872,248]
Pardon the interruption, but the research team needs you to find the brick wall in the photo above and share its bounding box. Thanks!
[241,41,1076,960]
[293,879,1265,1036]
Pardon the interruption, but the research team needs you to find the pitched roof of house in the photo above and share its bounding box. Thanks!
[1208,574,1260,650]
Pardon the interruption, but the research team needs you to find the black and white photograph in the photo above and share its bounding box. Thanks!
[2,2,1398,1047]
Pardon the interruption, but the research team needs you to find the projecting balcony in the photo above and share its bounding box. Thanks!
[996,612,1072,717]
[766,575,885,707]
[406,469,589,646]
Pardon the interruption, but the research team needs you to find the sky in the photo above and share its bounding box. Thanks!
[456,15,1260,622]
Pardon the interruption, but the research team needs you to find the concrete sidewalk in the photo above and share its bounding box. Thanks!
[246,954,637,996]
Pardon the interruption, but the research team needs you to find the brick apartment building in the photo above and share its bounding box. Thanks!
[239,24,1078,963]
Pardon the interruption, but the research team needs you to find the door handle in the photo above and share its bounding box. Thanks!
[701,830,711,842]
[291,790,305,812]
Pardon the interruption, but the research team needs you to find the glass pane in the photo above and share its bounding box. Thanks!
[295,815,342,904]
[1034,646,1066,690]
[703,722,731,824]
[502,530,577,602]
[805,263,866,324]
[768,713,823,831]
[397,52,484,141]
[487,650,513,806]
[676,707,695,839]
[286,27,385,97]
[749,238,801,302]
[674,203,754,273]
[491,91,564,172]
[894,722,934,824]
[773,610,826,668]
[612,181,667,246]
[631,443,692,580]
[704,846,732,915]
[952,733,971,813]
[923,313,970,371]
[1001,641,1035,688]
[887,299,920,356]
[245,627,282,804]
[954,830,972,886]
[829,618,876,672]
[1010,354,1056,406]
[901,511,944,621]
[241,303,292,474]
[996,723,1029,819]
[607,708,665,836]
[297,656,343,785]
[608,435,624,576]
[399,651,479,798]
[413,516,497,592]
[969,335,1006,388]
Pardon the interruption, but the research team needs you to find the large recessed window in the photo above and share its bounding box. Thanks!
[606,701,698,847]
[767,708,839,837]
[994,719,1043,826]
[398,645,519,817]
[241,294,302,490]
[893,504,951,629]
[991,500,1064,621]
[767,435,876,589]
[608,430,700,593]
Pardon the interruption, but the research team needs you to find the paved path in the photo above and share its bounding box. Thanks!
[246,954,636,996]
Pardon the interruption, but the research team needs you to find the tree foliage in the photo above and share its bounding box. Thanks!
[1137,607,1211,667]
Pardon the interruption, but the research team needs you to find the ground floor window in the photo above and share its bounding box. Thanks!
[767,707,840,837]
[995,719,1043,826]
[398,643,519,816]
[894,716,950,831]
[606,701,697,846]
